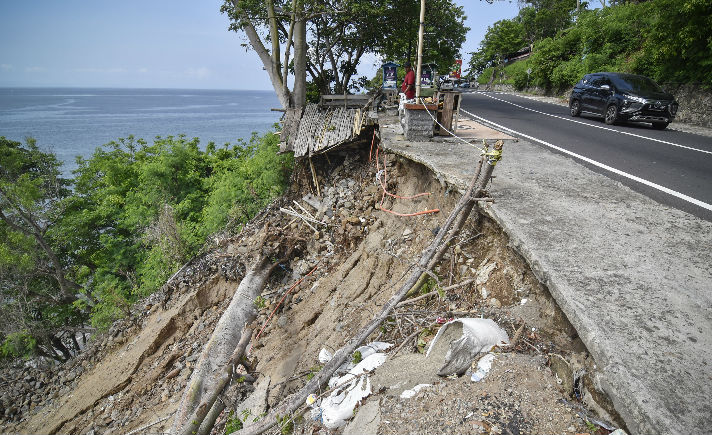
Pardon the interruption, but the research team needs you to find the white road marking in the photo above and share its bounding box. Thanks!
[461,108,712,212]
[477,92,712,155]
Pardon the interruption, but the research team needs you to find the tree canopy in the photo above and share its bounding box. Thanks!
[222,0,469,106]
[1,134,292,362]
[469,0,712,90]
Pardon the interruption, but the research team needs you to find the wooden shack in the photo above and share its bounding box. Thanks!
[279,95,374,158]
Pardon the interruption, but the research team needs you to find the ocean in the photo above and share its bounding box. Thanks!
[0,88,282,174]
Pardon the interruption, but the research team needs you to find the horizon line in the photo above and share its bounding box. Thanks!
[0,85,276,92]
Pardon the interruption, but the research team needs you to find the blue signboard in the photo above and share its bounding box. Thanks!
[382,62,398,89]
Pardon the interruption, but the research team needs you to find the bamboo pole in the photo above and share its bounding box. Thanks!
[415,0,425,99]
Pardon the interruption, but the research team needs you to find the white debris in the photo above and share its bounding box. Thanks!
[318,342,392,429]
[400,384,432,399]
[329,353,387,388]
[471,353,496,382]
[476,261,497,285]
[426,318,509,358]
[318,348,333,363]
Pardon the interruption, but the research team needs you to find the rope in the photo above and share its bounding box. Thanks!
[375,147,440,217]
[418,97,485,152]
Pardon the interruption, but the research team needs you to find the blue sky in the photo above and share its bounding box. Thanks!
[0,0,521,90]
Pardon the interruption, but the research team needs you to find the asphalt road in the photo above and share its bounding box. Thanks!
[459,91,712,221]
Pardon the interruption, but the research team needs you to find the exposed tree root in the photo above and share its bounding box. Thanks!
[171,255,275,434]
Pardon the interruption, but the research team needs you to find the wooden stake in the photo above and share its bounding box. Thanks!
[309,156,321,196]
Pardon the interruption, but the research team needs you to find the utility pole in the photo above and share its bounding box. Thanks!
[415,0,425,99]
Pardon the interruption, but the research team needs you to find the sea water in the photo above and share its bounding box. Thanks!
[0,87,282,174]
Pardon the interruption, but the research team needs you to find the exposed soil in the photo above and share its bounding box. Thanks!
[2,138,620,435]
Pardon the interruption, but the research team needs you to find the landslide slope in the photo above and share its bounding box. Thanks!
[4,143,604,435]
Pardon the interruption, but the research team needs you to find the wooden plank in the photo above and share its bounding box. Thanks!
[439,92,456,136]
[292,104,365,157]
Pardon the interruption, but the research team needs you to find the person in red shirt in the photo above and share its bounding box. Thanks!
[401,61,416,100]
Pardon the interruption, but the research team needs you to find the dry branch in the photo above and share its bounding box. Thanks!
[396,278,477,309]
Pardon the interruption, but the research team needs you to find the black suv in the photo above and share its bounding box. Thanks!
[569,72,678,130]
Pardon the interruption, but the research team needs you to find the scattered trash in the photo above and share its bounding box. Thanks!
[609,430,628,435]
[333,341,392,378]
[316,342,392,428]
[318,348,333,363]
[426,318,509,377]
[520,298,528,305]
[471,353,496,382]
[399,384,432,399]
[306,393,318,406]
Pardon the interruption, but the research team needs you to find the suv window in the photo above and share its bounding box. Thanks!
[590,76,607,87]
[610,75,663,93]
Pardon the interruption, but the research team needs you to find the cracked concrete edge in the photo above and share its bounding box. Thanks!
[482,204,679,435]
[378,133,685,435]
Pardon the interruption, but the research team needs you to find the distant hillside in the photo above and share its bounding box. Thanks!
[470,0,712,93]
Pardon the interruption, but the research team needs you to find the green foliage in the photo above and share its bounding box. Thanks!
[352,350,363,365]
[276,414,294,435]
[306,364,322,380]
[376,0,470,76]
[0,136,81,361]
[70,132,292,330]
[504,60,533,89]
[224,410,244,434]
[254,295,267,310]
[474,0,712,91]
[1,331,37,359]
[477,67,495,85]
[420,275,439,295]
[1,130,293,357]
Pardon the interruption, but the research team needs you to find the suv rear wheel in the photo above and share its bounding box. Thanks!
[604,104,619,125]
[652,122,669,130]
[570,99,581,117]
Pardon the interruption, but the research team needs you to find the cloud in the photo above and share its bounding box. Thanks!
[186,67,210,79]
[25,66,46,72]
[1,64,13,71]
[73,67,127,73]
[138,67,149,73]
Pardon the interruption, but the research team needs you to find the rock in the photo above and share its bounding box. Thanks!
[346,216,360,225]
[476,262,497,285]
[548,354,574,397]
[489,298,501,308]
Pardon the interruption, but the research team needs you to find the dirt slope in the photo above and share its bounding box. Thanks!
[3,142,617,435]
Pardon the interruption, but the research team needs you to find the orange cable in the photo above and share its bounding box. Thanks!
[375,148,439,217]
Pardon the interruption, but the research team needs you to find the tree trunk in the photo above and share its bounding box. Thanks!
[232,0,291,109]
[171,256,274,434]
[292,11,308,108]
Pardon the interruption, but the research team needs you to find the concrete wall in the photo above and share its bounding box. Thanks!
[663,83,712,128]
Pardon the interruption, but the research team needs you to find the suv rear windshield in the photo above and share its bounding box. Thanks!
[609,75,663,93]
